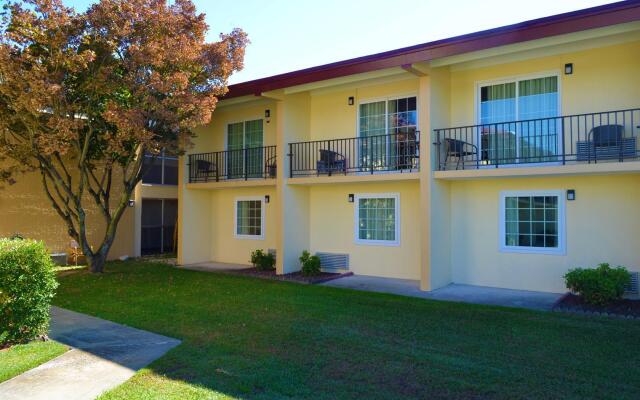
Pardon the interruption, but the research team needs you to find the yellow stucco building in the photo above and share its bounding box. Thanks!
[178,2,640,293]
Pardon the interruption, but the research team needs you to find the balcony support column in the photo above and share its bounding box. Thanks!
[275,93,311,275]
[419,68,453,291]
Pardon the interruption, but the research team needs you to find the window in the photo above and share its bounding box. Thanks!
[499,191,565,255]
[354,193,400,246]
[142,150,178,185]
[479,75,560,164]
[235,197,264,239]
[227,119,264,178]
[358,97,418,171]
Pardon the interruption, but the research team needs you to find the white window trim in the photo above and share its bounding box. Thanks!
[224,118,264,152]
[474,71,562,168]
[499,190,566,255]
[353,193,400,247]
[234,196,265,240]
[474,70,562,124]
[355,94,419,175]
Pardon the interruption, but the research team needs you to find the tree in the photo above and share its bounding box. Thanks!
[0,0,247,272]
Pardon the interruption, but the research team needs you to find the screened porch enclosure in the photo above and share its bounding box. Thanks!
[141,199,177,255]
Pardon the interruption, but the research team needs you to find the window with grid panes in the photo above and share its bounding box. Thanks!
[355,194,399,245]
[235,199,263,238]
[500,191,564,254]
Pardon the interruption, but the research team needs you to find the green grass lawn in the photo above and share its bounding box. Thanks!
[0,340,68,383]
[53,260,640,400]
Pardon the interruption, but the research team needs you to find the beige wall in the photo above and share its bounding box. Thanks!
[308,181,421,280]
[210,187,277,265]
[0,168,135,259]
[448,40,640,127]
[278,93,312,273]
[192,100,278,154]
[309,77,419,141]
[450,174,640,293]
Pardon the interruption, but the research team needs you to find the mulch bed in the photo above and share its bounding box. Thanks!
[553,293,640,319]
[224,267,352,284]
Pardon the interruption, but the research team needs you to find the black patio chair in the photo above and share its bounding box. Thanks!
[265,155,277,178]
[195,159,218,182]
[317,149,346,176]
[444,138,478,170]
[576,124,636,162]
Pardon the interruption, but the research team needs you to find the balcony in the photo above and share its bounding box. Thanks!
[434,109,640,171]
[188,146,277,183]
[288,132,420,178]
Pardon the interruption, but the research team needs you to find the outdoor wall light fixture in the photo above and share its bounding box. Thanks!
[264,109,271,123]
[264,195,270,204]
[348,194,354,203]
[567,189,576,201]
[348,96,354,106]
[564,63,573,75]
[128,199,135,207]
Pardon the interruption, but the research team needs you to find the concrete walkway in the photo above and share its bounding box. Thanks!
[180,261,250,273]
[0,307,181,400]
[322,275,563,311]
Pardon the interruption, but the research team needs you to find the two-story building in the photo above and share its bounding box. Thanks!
[177,1,640,293]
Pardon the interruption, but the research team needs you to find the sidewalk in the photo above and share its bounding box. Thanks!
[322,275,563,311]
[0,307,180,400]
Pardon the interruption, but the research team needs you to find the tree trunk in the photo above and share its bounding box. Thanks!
[85,210,122,273]
[88,252,107,273]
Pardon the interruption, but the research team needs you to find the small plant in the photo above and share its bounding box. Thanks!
[0,239,58,346]
[299,250,321,276]
[250,249,275,271]
[9,233,24,240]
[565,263,631,306]
[250,249,265,267]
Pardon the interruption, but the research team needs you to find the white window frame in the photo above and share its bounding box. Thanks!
[353,193,400,246]
[224,118,264,152]
[474,71,562,167]
[356,94,419,173]
[234,196,265,240]
[499,190,566,255]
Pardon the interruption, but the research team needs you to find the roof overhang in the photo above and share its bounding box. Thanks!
[224,1,640,99]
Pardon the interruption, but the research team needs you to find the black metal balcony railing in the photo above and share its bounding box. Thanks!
[289,131,420,177]
[434,109,640,171]
[188,146,277,183]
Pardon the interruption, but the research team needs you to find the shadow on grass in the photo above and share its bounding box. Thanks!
[53,261,640,400]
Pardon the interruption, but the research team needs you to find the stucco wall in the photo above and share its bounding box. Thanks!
[192,100,277,154]
[210,187,277,265]
[448,40,640,127]
[309,77,419,141]
[450,174,640,293]
[308,181,421,280]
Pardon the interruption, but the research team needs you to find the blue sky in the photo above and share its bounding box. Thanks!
[63,0,614,84]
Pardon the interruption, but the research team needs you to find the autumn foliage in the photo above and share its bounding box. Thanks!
[0,0,247,271]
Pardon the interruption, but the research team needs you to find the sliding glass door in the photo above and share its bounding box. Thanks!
[479,75,559,165]
[227,119,264,178]
[358,97,417,171]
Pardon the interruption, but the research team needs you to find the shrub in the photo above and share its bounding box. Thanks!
[299,250,321,276]
[0,239,58,346]
[564,263,631,306]
[250,249,275,271]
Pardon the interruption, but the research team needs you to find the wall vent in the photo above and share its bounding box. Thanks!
[316,252,349,272]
